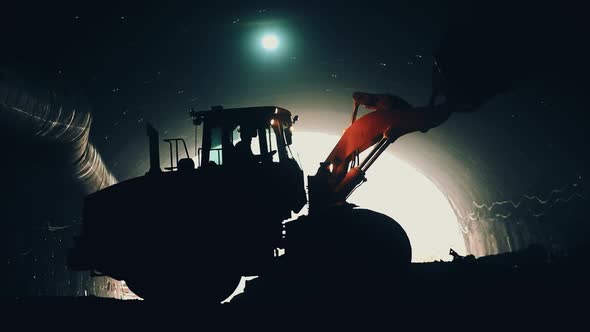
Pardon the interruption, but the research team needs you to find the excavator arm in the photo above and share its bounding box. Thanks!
[305,29,518,214]
[308,92,454,213]
[325,92,453,179]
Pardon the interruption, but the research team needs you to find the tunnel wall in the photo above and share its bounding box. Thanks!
[0,78,116,194]
[0,73,131,298]
[394,124,586,258]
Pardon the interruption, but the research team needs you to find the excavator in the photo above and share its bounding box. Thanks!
[67,34,514,302]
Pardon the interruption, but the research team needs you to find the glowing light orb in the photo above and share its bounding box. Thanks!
[261,34,279,50]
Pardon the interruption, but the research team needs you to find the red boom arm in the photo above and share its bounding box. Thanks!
[308,92,453,213]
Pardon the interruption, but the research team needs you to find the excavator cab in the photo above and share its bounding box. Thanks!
[184,105,306,221]
[191,106,297,168]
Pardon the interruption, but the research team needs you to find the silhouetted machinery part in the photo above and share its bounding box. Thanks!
[69,106,306,302]
[285,206,412,300]
[430,26,519,110]
[74,166,298,302]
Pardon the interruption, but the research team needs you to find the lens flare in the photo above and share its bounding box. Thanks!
[261,34,279,50]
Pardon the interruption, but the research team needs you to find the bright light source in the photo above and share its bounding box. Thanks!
[262,34,279,50]
[270,119,275,126]
[291,132,466,262]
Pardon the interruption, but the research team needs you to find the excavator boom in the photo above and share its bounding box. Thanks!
[324,93,453,178]
[306,27,518,212]
[308,92,454,213]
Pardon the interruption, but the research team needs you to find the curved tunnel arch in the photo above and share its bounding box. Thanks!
[392,124,586,258]
[394,134,507,257]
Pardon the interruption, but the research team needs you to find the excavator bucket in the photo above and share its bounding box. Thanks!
[432,27,520,109]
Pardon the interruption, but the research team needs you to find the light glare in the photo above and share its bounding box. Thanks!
[262,34,279,50]
[291,132,466,262]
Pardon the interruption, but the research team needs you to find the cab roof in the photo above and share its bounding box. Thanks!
[190,106,292,127]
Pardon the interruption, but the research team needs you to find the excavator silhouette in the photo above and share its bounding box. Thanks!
[68,34,515,302]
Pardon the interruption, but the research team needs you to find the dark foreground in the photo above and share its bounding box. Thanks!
[4,245,589,328]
